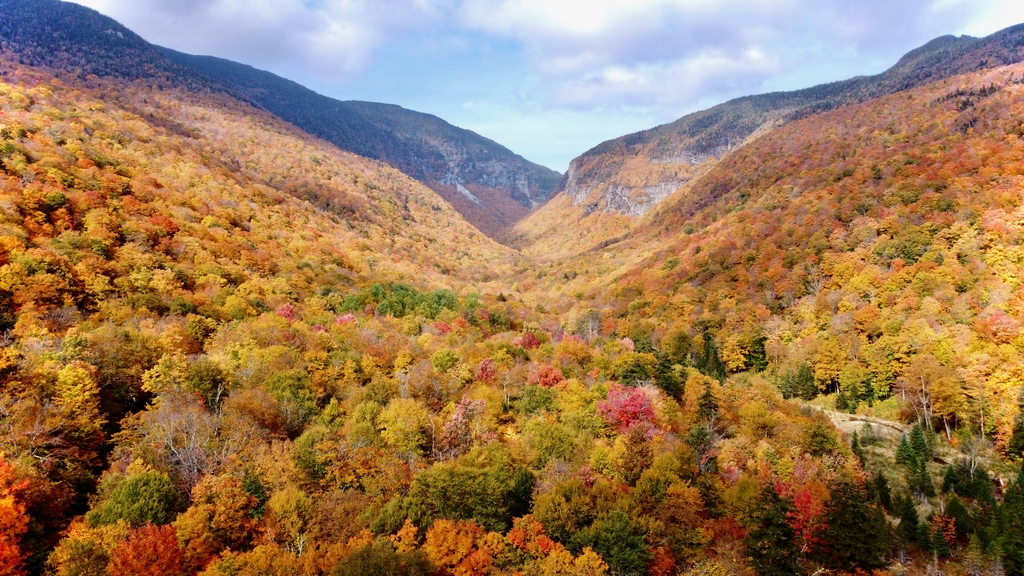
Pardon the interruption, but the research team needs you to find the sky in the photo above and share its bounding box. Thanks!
[69,0,1024,173]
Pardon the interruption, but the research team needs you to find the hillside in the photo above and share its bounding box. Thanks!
[509,24,1024,256]
[158,50,562,238]
[0,0,230,93]
[519,60,1024,460]
[0,59,890,576]
[0,53,527,572]
[0,0,561,240]
[3,4,1024,576]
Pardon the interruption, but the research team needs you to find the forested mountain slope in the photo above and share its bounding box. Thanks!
[0,0,561,240]
[0,53,522,573]
[3,3,1024,576]
[509,23,1024,256]
[0,0,230,92]
[523,61,1024,459]
[159,49,562,238]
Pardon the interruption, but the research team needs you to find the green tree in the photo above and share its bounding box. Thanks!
[87,470,180,528]
[653,351,684,398]
[744,485,799,576]
[398,447,534,533]
[1008,390,1024,459]
[575,509,651,575]
[264,370,317,435]
[813,480,890,572]
[697,380,719,429]
[696,336,727,381]
[894,494,919,546]
[1002,465,1024,576]
[909,424,931,462]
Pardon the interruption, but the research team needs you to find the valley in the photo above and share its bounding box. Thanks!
[1,2,1024,576]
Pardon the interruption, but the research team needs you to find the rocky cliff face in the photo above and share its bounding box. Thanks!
[553,24,1024,219]
[561,147,723,217]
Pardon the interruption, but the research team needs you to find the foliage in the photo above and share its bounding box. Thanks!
[744,485,799,576]
[332,539,432,576]
[86,470,180,528]
[2,17,1024,576]
[108,524,184,576]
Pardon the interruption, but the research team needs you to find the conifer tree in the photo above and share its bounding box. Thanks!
[744,485,799,576]
[1001,465,1024,576]
[896,435,914,467]
[870,473,893,512]
[909,425,931,462]
[1008,389,1024,459]
[697,381,719,430]
[813,480,890,572]
[895,495,919,546]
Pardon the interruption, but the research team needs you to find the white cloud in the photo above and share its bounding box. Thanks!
[66,0,1023,169]
[70,0,444,78]
[551,48,780,110]
[71,0,1008,108]
[457,0,983,110]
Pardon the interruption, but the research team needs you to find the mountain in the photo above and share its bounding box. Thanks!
[5,4,1024,576]
[0,0,232,93]
[0,0,561,239]
[158,49,562,238]
[524,24,1024,233]
[516,58,1024,461]
[0,44,529,568]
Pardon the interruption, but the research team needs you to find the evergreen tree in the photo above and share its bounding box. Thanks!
[871,473,893,512]
[697,380,719,426]
[895,494,920,546]
[909,424,931,462]
[942,465,960,494]
[963,534,987,576]
[653,351,684,398]
[744,485,799,576]
[1001,465,1024,576]
[946,496,973,541]
[916,522,934,551]
[835,391,851,412]
[795,364,818,400]
[813,480,890,572]
[747,336,768,372]
[851,432,864,463]
[1008,390,1024,459]
[685,424,718,474]
[696,336,727,381]
[896,435,914,467]
[909,459,937,498]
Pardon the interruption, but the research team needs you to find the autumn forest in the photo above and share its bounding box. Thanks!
[3,2,1024,576]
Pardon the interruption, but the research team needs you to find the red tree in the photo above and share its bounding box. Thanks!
[108,524,184,576]
[0,457,29,576]
[596,385,655,433]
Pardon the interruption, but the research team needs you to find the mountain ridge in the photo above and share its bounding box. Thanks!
[158,48,562,238]
[0,0,560,240]
[548,24,1024,222]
